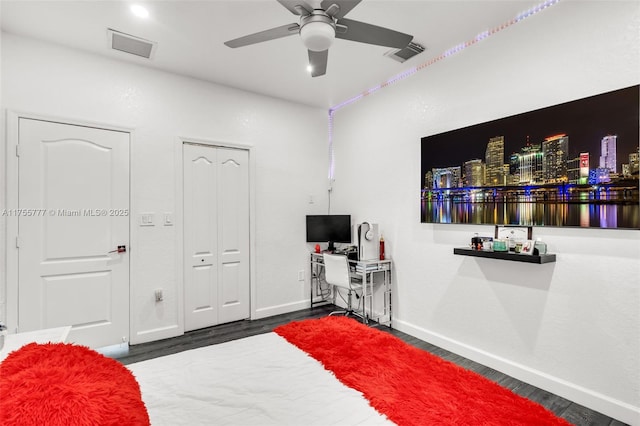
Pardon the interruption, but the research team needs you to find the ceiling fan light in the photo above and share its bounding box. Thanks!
[300,21,335,52]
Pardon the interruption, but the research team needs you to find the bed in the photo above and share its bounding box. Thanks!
[1,316,571,426]
[128,331,391,425]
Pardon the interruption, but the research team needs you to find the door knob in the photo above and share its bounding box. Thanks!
[109,245,127,254]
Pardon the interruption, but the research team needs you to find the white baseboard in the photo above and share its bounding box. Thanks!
[253,300,311,320]
[393,319,640,426]
[132,324,181,345]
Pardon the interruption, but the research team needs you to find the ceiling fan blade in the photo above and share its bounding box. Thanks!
[308,49,328,77]
[335,18,412,49]
[224,23,300,48]
[321,0,361,19]
[277,0,313,16]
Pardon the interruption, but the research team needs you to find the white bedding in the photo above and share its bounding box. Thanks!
[127,332,393,426]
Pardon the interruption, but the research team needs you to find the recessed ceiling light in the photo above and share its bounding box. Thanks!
[130,4,149,19]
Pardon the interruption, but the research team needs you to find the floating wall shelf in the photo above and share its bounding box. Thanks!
[453,247,556,264]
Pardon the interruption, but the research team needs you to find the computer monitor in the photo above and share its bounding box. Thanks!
[306,215,351,251]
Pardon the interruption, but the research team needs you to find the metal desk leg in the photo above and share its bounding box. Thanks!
[363,271,371,324]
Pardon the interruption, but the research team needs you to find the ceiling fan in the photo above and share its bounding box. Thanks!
[224,0,413,77]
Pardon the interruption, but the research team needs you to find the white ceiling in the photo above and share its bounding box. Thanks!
[1,0,544,109]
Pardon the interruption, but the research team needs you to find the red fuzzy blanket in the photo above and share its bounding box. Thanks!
[0,342,149,426]
[275,316,571,426]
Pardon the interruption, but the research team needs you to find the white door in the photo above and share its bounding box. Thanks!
[217,147,250,324]
[18,118,130,349]
[183,143,249,331]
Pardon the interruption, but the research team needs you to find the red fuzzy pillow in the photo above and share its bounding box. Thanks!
[0,342,149,426]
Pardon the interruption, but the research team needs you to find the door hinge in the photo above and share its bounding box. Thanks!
[16,236,20,248]
[15,145,20,157]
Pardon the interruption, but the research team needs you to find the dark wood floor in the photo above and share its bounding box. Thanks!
[116,306,627,426]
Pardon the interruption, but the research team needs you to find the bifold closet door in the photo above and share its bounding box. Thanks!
[183,143,249,332]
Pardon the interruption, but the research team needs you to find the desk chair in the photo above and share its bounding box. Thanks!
[323,253,363,319]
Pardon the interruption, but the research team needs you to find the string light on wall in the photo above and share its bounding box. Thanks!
[326,0,562,184]
[328,109,335,181]
[329,0,561,114]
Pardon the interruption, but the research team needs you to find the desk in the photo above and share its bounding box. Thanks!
[310,253,392,326]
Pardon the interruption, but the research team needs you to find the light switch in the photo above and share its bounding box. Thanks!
[164,212,174,226]
[139,213,155,226]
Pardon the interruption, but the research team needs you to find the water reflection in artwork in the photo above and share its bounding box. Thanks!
[420,184,638,228]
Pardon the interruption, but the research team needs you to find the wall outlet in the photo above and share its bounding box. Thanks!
[154,288,164,302]
[297,270,305,281]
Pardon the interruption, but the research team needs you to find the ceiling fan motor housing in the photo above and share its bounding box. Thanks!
[300,11,336,51]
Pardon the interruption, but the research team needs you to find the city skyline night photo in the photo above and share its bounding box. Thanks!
[421,85,638,175]
[420,85,639,229]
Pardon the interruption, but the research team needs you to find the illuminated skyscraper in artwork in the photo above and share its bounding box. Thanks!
[432,167,461,188]
[518,144,544,184]
[463,159,484,187]
[567,157,580,184]
[599,135,617,173]
[542,134,569,183]
[508,153,520,184]
[424,171,434,189]
[485,136,505,186]
[629,148,639,176]
[579,152,590,183]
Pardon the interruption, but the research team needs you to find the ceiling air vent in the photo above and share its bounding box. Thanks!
[384,42,425,63]
[107,28,156,59]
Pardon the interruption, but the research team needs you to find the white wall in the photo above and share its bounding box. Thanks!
[330,1,639,424]
[0,33,329,343]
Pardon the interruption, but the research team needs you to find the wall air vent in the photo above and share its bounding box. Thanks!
[107,28,156,59]
[384,42,425,63]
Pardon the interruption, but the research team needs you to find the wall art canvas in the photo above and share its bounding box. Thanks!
[420,85,639,229]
